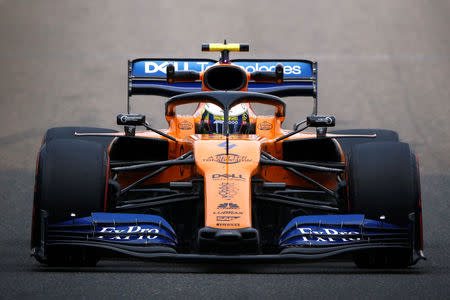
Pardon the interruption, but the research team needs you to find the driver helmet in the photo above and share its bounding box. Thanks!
[200,103,250,134]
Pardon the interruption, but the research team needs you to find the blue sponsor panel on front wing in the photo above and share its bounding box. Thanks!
[49,213,177,247]
[279,214,408,247]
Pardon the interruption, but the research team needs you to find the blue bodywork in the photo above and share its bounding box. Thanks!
[38,213,415,261]
[279,214,408,247]
[129,59,315,96]
[132,59,313,78]
[49,213,177,247]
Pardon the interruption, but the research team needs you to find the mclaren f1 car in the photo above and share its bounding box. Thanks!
[31,42,424,267]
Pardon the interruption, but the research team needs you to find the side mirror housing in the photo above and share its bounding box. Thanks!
[306,115,335,127]
[116,114,146,126]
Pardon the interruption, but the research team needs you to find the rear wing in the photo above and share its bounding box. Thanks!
[128,58,318,113]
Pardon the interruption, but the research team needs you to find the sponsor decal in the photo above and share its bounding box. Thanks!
[214,211,243,215]
[216,216,240,221]
[312,116,334,125]
[217,202,240,209]
[295,227,361,243]
[235,62,303,75]
[297,227,359,235]
[257,121,273,130]
[143,61,212,74]
[218,182,238,198]
[133,60,313,78]
[279,215,405,246]
[202,153,252,164]
[178,120,193,130]
[97,226,159,240]
[294,236,361,243]
[218,141,237,149]
[212,173,246,181]
[216,223,240,227]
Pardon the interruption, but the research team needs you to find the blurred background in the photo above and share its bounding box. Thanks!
[0,0,448,298]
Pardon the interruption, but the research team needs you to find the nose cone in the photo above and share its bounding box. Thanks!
[194,138,261,229]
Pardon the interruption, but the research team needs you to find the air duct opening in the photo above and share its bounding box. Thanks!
[203,66,247,91]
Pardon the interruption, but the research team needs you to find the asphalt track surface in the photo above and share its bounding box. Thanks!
[0,0,449,299]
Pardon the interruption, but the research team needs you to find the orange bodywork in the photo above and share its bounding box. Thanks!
[113,61,341,230]
[194,138,260,229]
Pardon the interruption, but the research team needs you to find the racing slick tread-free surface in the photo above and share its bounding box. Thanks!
[36,139,108,217]
[43,126,118,148]
[348,142,420,268]
[331,129,399,158]
[32,137,110,265]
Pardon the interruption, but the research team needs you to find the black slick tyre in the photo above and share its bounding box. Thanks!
[31,127,116,266]
[331,129,399,158]
[43,126,117,148]
[347,142,421,268]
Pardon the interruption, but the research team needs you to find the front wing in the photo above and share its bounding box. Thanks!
[32,212,422,263]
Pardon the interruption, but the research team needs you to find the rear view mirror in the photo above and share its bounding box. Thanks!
[116,114,146,126]
[306,115,335,127]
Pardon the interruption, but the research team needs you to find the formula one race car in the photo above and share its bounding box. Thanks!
[31,42,424,268]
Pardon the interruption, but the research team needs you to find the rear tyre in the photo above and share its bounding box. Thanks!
[32,127,116,266]
[347,142,420,268]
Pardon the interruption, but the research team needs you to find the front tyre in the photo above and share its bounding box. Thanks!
[347,142,421,268]
[331,129,399,159]
[32,138,111,266]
